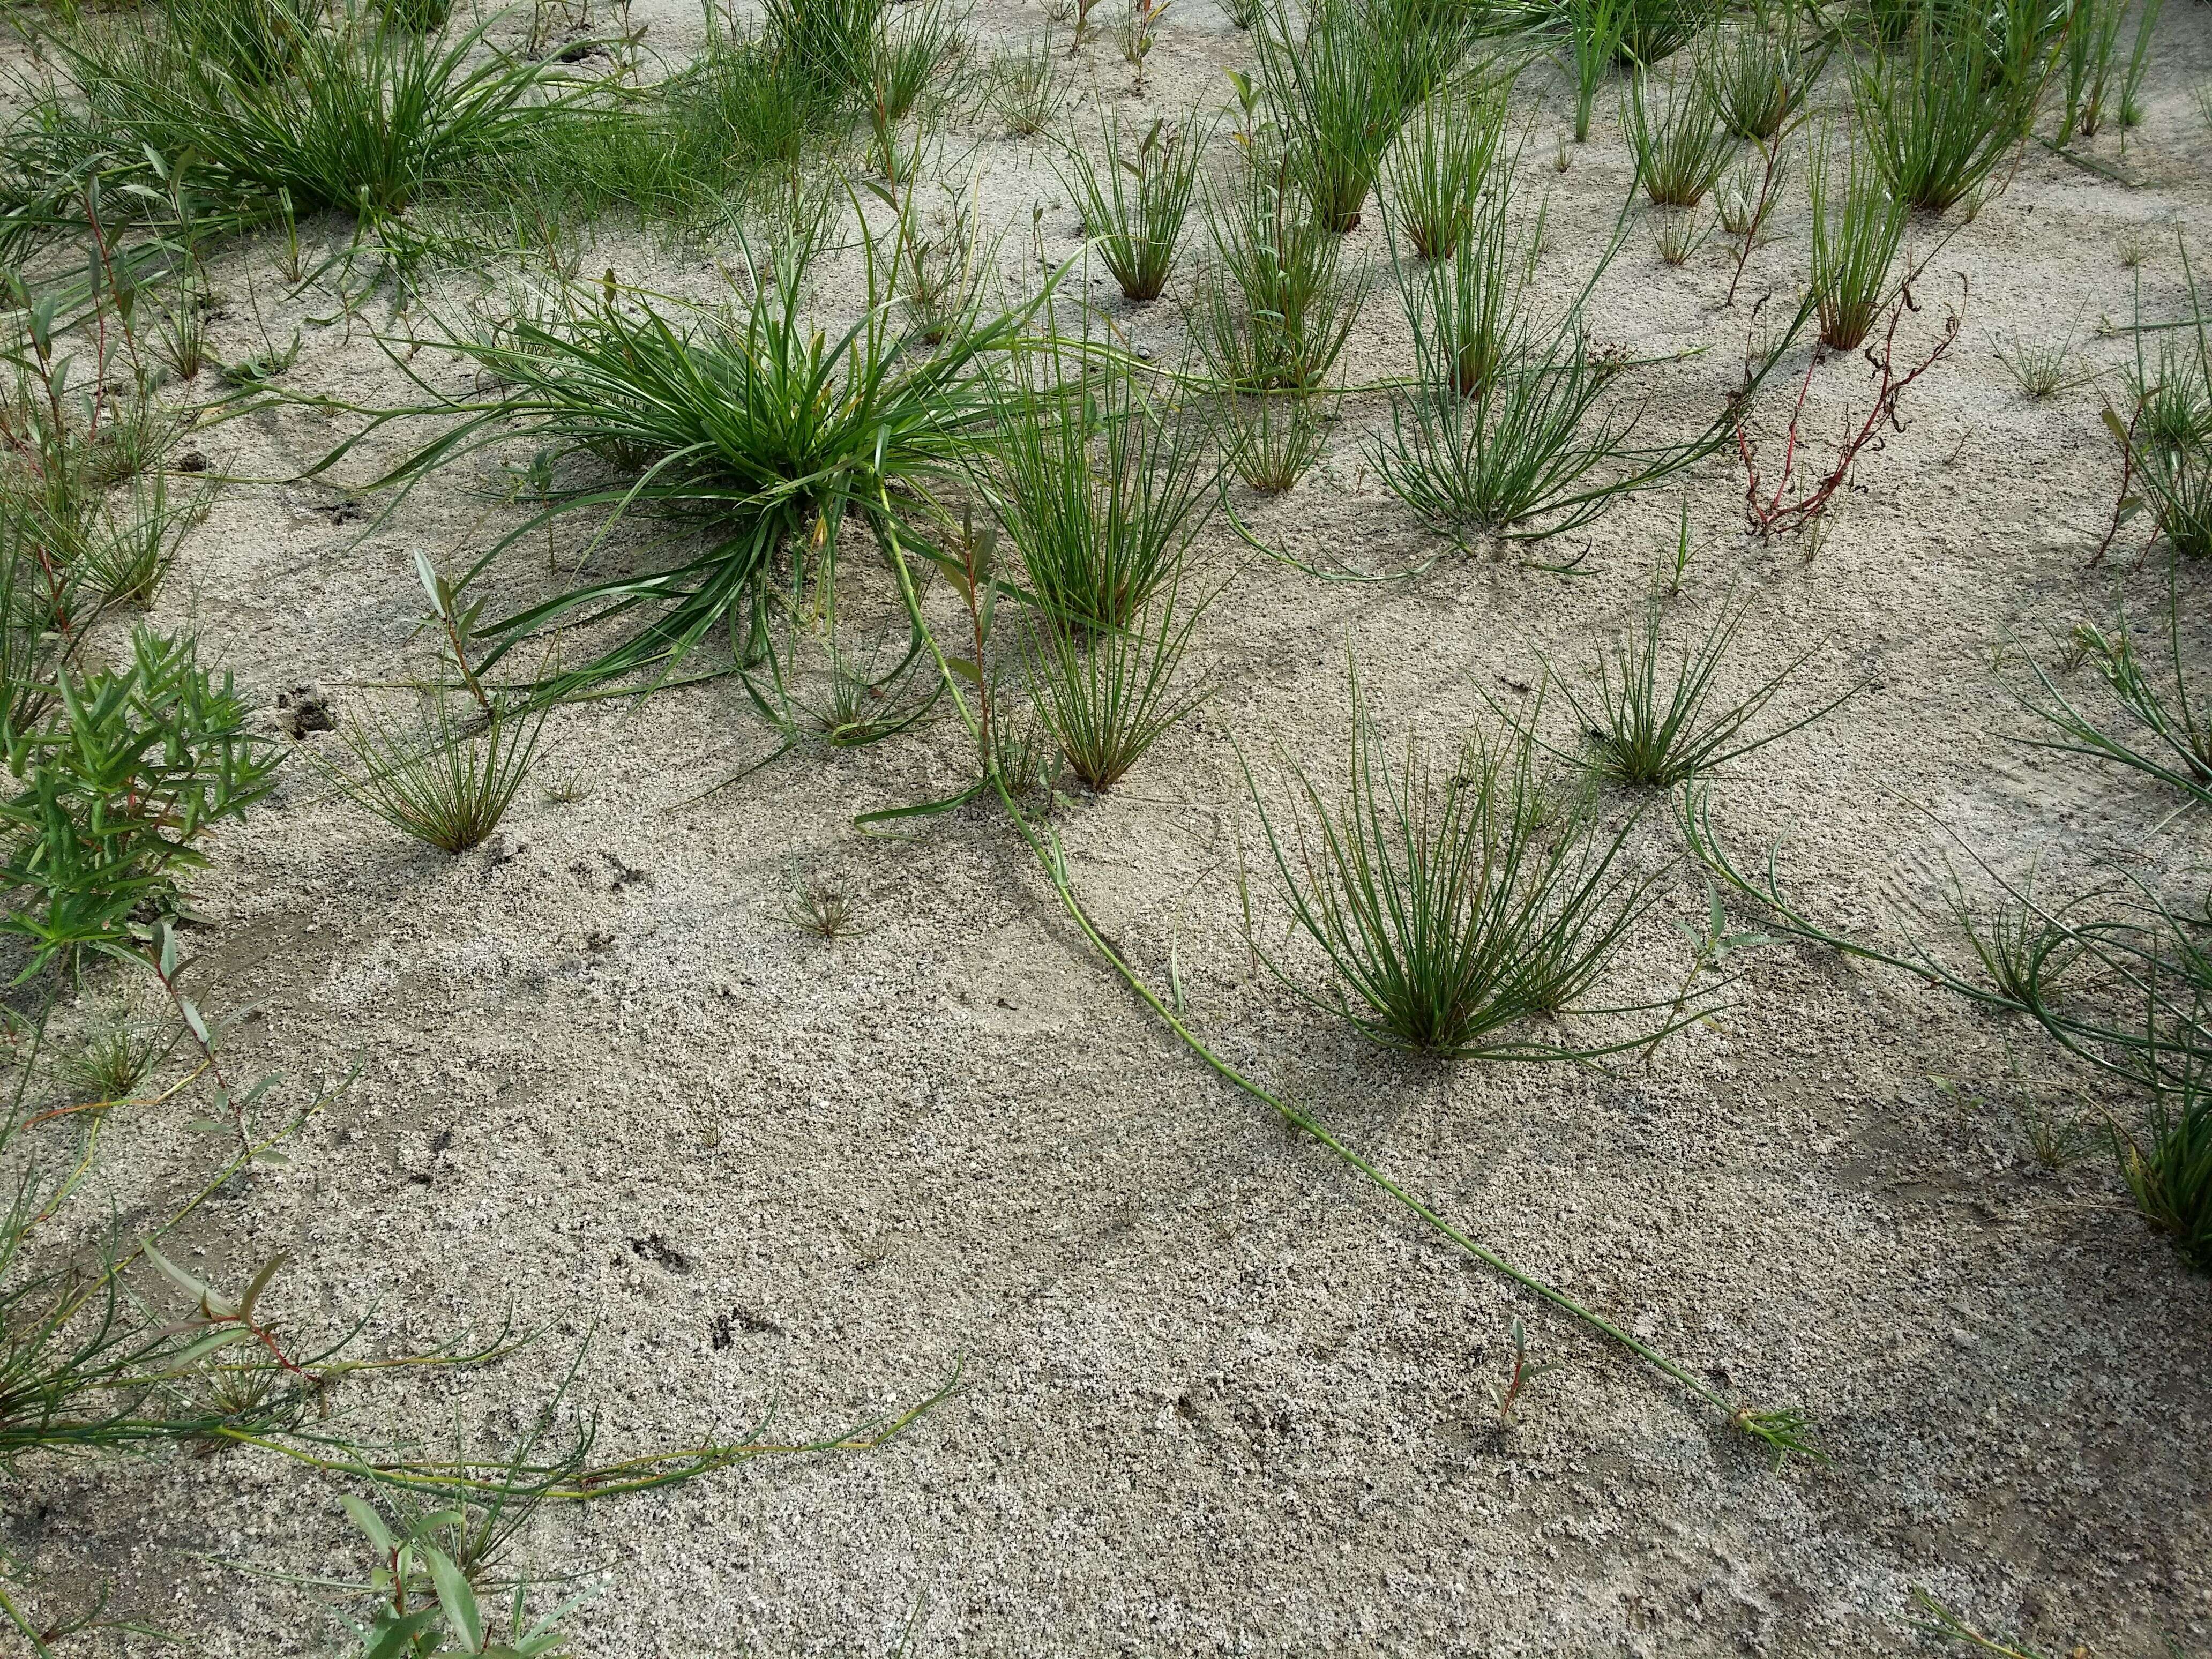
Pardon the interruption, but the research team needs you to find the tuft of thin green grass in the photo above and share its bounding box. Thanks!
[2117,0,2162,133]
[1192,147,1369,393]
[1947,865,2079,1007]
[870,0,965,123]
[1024,563,1212,793]
[1807,118,1908,350]
[989,33,1065,136]
[78,471,200,610]
[1695,0,1822,142]
[1612,0,1714,66]
[1245,672,1667,1059]
[1252,0,1470,233]
[1558,0,1627,141]
[1626,66,1737,207]
[982,350,1219,634]
[1216,392,1333,492]
[1369,318,1633,537]
[61,999,164,1102]
[2108,241,2212,561]
[1549,597,1854,788]
[1850,0,2056,215]
[765,0,888,105]
[2060,0,2129,139]
[343,207,1050,702]
[1651,205,1708,265]
[785,877,859,939]
[1384,83,1511,262]
[325,685,544,855]
[894,184,988,347]
[38,1,608,228]
[2016,584,2212,806]
[1058,109,1209,303]
[2118,1052,2212,1271]
[1991,305,2098,399]
[1399,169,1541,401]
[1371,217,1809,541]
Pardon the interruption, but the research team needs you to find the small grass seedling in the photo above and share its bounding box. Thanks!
[786,876,860,939]
[1991,305,2097,399]
[1489,1316,1558,1429]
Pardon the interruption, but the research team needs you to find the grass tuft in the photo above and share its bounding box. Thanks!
[1193,148,1369,393]
[1058,110,1208,303]
[983,350,1218,634]
[1245,671,1665,1059]
[1851,0,2055,216]
[1626,66,1737,208]
[1385,83,1511,262]
[1807,119,1908,351]
[1550,597,1852,788]
[1025,564,1212,793]
[326,685,544,855]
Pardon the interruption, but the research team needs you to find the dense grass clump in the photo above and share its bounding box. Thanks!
[1850,0,2056,215]
[1807,119,1908,350]
[1247,677,1661,1059]
[1696,1,1822,142]
[1193,148,1369,393]
[1385,84,1511,261]
[1252,0,1476,233]
[1626,67,1737,207]
[26,1,599,226]
[983,352,1218,633]
[351,209,1047,700]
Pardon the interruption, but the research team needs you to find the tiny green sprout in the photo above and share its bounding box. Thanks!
[1730,1403,1827,1469]
[1673,879,1778,975]
[1653,494,1705,597]
[2053,624,2095,675]
[785,876,860,940]
[1907,1587,2050,1658]
[1489,1316,1559,1428]
[214,329,301,389]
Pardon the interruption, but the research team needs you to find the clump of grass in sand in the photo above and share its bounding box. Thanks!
[1243,671,1666,1059]
[324,683,544,854]
[1057,109,1209,303]
[1549,596,1856,788]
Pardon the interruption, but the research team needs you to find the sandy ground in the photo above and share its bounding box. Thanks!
[9,0,2212,1653]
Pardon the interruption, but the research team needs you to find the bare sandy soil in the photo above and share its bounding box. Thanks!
[10,0,2212,1653]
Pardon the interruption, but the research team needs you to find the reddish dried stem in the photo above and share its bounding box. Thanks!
[1739,278,1964,540]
